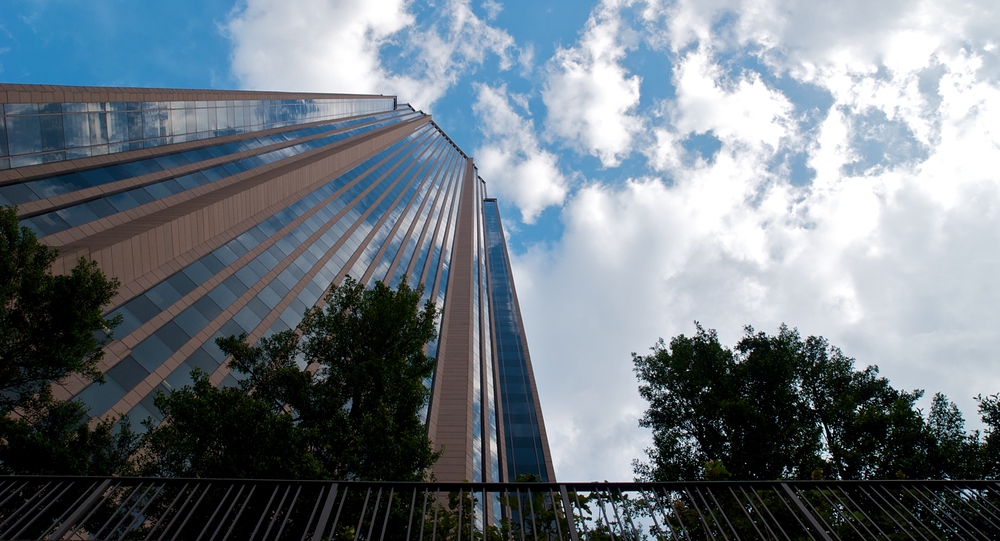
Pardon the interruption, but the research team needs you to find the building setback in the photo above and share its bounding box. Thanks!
[0,84,555,487]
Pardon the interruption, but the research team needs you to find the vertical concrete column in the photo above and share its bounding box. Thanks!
[426,157,477,482]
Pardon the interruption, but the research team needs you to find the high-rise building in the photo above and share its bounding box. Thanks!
[0,84,554,484]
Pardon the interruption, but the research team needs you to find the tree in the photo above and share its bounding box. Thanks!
[140,369,323,479]
[0,205,136,475]
[0,205,120,412]
[141,276,440,480]
[634,322,996,481]
[975,392,1000,478]
[0,403,141,475]
[633,324,823,481]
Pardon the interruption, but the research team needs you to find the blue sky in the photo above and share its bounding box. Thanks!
[5,0,1000,481]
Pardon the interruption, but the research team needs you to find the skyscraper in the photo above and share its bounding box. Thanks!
[0,84,554,484]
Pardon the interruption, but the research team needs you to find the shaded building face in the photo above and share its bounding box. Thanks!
[0,84,553,484]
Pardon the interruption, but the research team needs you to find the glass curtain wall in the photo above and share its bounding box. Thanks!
[483,198,549,482]
[52,110,469,423]
[0,97,394,170]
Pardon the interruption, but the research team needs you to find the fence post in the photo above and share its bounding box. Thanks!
[780,483,833,541]
[47,479,111,541]
[559,485,580,541]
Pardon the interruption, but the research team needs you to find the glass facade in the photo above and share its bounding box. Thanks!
[4,84,551,491]
[74,122,462,421]
[0,96,394,170]
[13,110,419,237]
[484,198,550,482]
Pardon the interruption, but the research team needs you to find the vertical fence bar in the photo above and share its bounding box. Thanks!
[726,486,766,540]
[645,487,681,540]
[176,483,216,540]
[310,483,339,541]
[330,485,350,539]
[900,484,964,538]
[959,485,1000,528]
[8,481,72,540]
[200,485,235,541]
[592,489,617,541]
[701,485,739,541]
[39,479,104,539]
[788,484,840,541]
[812,484,867,540]
[527,487,539,541]
[7,477,1000,541]
[419,487,429,541]
[46,478,111,541]
[209,484,248,541]
[302,485,327,541]
[367,488,384,541]
[406,487,418,541]
[573,489,593,541]
[559,485,580,541]
[922,483,989,538]
[220,484,257,541]
[354,488,373,541]
[612,487,643,540]
[379,487,394,541]
[274,485,302,541]
[682,487,718,541]
[834,484,891,540]
[740,486,785,541]
[457,487,463,541]
[0,481,53,531]
[550,487,564,541]
[431,489,440,541]
[863,484,928,540]
[160,482,212,541]
[770,484,818,539]
[515,489,526,541]
[97,483,148,540]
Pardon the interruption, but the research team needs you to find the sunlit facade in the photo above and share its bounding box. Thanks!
[0,84,554,488]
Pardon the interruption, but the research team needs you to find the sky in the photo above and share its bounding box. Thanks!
[4,0,1000,482]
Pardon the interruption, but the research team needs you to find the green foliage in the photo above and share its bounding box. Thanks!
[0,205,135,475]
[140,368,323,479]
[0,205,120,411]
[634,322,1000,480]
[976,392,1000,477]
[0,400,140,475]
[142,276,440,480]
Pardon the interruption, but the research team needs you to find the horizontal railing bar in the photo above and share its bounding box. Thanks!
[3,475,999,492]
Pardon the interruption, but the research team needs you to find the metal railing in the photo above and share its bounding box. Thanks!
[1,476,999,540]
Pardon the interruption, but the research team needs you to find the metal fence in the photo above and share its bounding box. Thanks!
[1,476,1000,540]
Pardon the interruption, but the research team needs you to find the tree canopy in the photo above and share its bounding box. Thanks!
[634,323,1000,481]
[141,276,441,481]
[0,205,136,475]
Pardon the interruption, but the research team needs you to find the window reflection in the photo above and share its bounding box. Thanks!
[10,111,419,231]
[1,96,396,170]
[76,128,435,419]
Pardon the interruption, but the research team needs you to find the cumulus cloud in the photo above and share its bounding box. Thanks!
[542,0,643,167]
[474,84,569,223]
[647,44,796,171]
[515,0,1000,481]
[223,0,1000,482]
[226,0,517,108]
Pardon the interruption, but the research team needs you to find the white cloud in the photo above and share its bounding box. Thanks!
[474,84,568,223]
[647,43,795,170]
[226,0,517,109]
[224,0,1000,483]
[542,0,643,167]
[482,0,503,21]
[515,0,1000,481]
